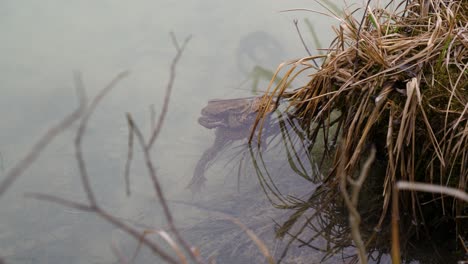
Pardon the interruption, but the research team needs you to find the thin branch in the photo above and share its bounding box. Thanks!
[110,242,130,264]
[11,71,180,263]
[124,116,135,196]
[122,35,198,262]
[75,71,130,207]
[170,31,181,51]
[25,192,94,212]
[127,114,202,264]
[150,104,156,132]
[340,146,375,264]
[97,210,180,264]
[147,34,192,149]
[0,79,86,197]
[73,71,88,108]
[28,192,180,264]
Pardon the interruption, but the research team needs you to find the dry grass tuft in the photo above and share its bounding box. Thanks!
[254,0,467,258]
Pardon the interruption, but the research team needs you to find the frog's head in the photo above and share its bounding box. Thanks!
[198,115,226,129]
[198,98,251,129]
[198,96,277,130]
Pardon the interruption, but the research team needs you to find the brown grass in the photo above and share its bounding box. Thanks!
[253,0,467,260]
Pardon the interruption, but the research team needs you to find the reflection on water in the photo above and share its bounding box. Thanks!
[237,31,285,75]
[236,31,290,94]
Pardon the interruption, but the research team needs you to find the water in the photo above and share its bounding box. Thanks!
[0,1,370,263]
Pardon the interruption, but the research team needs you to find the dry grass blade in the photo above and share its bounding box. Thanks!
[226,216,275,264]
[396,181,468,202]
[173,199,275,264]
[131,229,188,264]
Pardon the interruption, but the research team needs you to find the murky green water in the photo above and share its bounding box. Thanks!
[0,1,427,264]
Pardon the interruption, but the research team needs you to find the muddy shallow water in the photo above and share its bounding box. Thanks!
[0,1,442,263]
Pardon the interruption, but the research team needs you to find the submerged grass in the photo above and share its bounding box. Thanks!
[253,0,467,260]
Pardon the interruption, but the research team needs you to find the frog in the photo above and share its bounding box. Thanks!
[188,96,277,193]
[198,96,275,130]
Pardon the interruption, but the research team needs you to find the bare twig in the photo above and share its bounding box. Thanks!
[127,114,202,264]
[122,33,200,263]
[110,242,130,264]
[170,32,181,51]
[27,192,180,264]
[3,31,198,263]
[340,146,375,264]
[0,77,87,198]
[73,71,88,108]
[150,104,156,132]
[25,192,94,212]
[126,34,190,195]
[75,71,129,207]
[124,117,135,196]
[121,33,199,262]
[147,33,192,149]
[16,71,185,264]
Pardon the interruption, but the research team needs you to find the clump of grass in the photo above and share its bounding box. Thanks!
[254,0,467,259]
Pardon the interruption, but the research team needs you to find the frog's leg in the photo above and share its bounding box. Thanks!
[188,130,229,193]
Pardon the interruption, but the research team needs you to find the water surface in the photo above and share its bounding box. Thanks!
[0,1,349,263]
